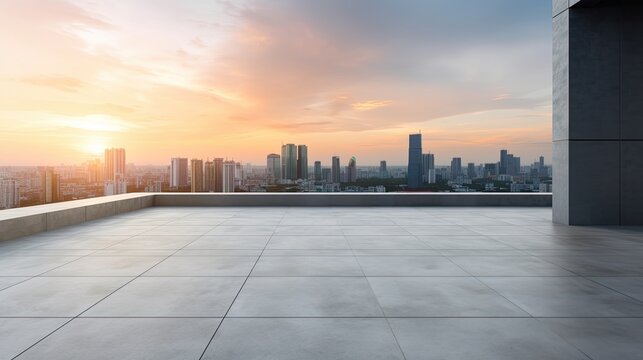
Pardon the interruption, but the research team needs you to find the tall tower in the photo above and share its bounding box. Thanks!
[297,145,308,179]
[450,157,462,179]
[422,153,435,184]
[170,158,188,188]
[222,160,236,192]
[267,153,281,184]
[190,159,204,192]
[314,161,322,181]
[281,144,297,180]
[379,161,388,178]
[467,162,476,179]
[104,148,126,195]
[347,156,357,183]
[204,161,215,192]
[40,168,60,203]
[331,156,341,183]
[407,133,423,188]
[213,158,224,192]
[499,149,508,175]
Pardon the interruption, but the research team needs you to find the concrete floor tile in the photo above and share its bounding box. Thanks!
[368,277,528,317]
[389,318,588,360]
[85,277,244,317]
[143,256,257,276]
[203,318,404,360]
[228,277,383,317]
[16,318,220,360]
[0,277,131,316]
[0,318,69,360]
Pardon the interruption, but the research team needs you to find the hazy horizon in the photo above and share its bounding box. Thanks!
[0,0,552,166]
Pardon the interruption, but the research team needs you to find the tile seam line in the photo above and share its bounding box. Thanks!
[197,211,283,360]
[9,220,200,359]
[347,225,408,360]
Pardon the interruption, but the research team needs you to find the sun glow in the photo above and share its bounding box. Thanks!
[82,139,107,156]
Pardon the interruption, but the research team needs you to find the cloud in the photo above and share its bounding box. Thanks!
[21,76,85,92]
[195,0,552,133]
[351,100,392,111]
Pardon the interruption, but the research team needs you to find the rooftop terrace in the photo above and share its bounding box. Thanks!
[1,205,643,359]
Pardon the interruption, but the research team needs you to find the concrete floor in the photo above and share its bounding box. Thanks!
[1,207,643,359]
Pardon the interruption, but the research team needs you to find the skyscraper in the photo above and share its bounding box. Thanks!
[539,156,546,177]
[281,144,297,180]
[379,160,388,178]
[204,161,215,192]
[422,153,436,184]
[40,168,60,204]
[222,160,236,192]
[267,153,281,184]
[104,148,126,195]
[190,159,204,192]
[407,133,423,188]
[347,156,357,183]
[467,162,476,179]
[500,149,508,175]
[314,161,322,181]
[505,154,515,175]
[87,159,104,184]
[450,157,462,179]
[170,157,188,188]
[297,145,308,179]
[213,158,223,192]
[331,156,341,183]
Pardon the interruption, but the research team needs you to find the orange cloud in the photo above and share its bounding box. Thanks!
[351,100,393,111]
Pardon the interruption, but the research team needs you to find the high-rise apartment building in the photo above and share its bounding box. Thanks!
[484,163,498,177]
[170,158,188,188]
[281,144,297,180]
[222,160,236,192]
[347,157,357,183]
[314,161,322,181]
[104,148,126,195]
[422,153,435,184]
[190,159,204,192]
[0,179,20,209]
[297,145,308,179]
[87,159,104,184]
[267,154,281,184]
[467,162,476,179]
[538,156,547,177]
[505,154,515,175]
[204,161,215,192]
[40,168,60,204]
[450,157,462,179]
[379,161,388,178]
[213,158,224,192]
[499,149,508,175]
[407,133,423,188]
[331,156,341,183]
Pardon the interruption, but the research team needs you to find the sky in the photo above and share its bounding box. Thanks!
[0,0,552,166]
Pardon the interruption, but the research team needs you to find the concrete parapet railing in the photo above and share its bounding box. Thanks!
[152,192,552,207]
[0,192,551,242]
[0,193,154,241]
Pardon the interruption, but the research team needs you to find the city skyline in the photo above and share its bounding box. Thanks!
[0,0,552,166]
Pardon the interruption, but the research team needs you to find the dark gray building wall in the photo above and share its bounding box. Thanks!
[553,0,643,225]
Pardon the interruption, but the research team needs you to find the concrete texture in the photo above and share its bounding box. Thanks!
[1,206,643,359]
[0,193,552,242]
[553,0,643,225]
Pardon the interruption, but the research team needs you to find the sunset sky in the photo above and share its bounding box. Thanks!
[0,0,552,166]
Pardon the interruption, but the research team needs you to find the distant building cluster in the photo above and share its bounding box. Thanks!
[0,133,553,210]
[406,132,551,192]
